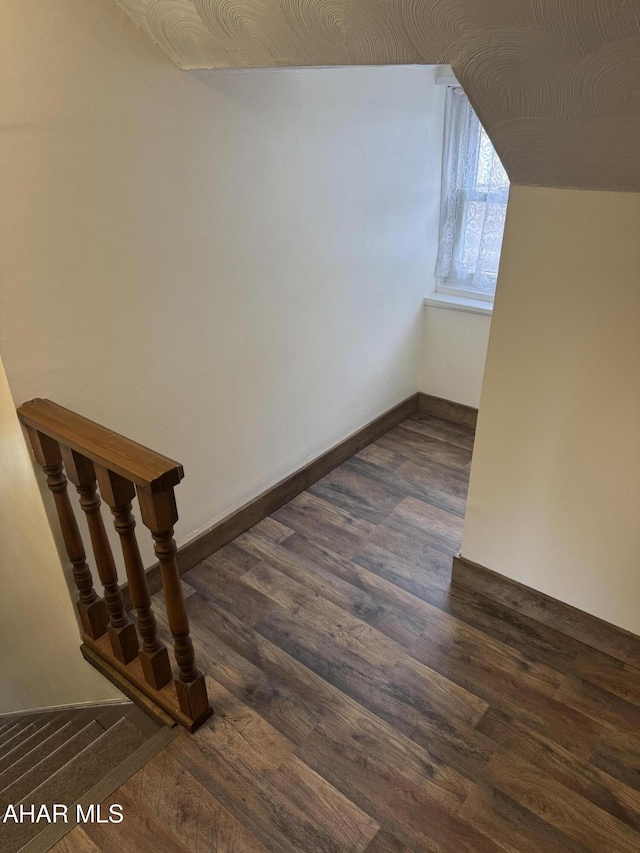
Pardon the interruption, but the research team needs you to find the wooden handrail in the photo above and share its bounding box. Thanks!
[18,399,183,493]
[18,398,212,732]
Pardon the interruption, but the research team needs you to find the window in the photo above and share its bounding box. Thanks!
[435,87,509,302]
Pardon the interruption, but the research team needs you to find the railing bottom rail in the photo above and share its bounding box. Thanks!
[81,637,212,732]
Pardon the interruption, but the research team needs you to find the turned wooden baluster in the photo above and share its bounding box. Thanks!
[60,447,139,664]
[137,485,210,723]
[95,466,172,690]
[25,427,108,639]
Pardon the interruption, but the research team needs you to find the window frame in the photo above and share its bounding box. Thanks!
[431,80,509,310]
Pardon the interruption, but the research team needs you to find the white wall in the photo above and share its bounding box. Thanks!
[419,306,491,408]
[464,185,640,634]
[0,358,123,713]
[0,0,444,573]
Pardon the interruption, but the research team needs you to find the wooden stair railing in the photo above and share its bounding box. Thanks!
[17,398,212,731]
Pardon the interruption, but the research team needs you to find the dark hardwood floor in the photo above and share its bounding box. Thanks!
[55,414,640,852]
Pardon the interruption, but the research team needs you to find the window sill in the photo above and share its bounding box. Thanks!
[423,293,493,317]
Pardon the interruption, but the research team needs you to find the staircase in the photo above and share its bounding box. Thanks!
[0,704,175,853]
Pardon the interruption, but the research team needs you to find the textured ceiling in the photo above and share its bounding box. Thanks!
[115,0,640,192]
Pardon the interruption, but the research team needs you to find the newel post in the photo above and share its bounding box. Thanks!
[137,485,211,725]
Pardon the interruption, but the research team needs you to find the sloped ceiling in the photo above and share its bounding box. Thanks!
[115,0,640,192]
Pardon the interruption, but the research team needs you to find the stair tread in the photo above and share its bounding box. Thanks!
[0,724,37,758]
[0,722,103,809]
[30,718,148,804]
[21,716,55,732]
[0,724,24,750]
[0,722,78,790]
[2,718,147,851]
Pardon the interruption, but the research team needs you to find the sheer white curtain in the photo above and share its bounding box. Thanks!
[435,87,509,298]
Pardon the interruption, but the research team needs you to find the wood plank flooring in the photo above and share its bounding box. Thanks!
[55,415,640,852]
